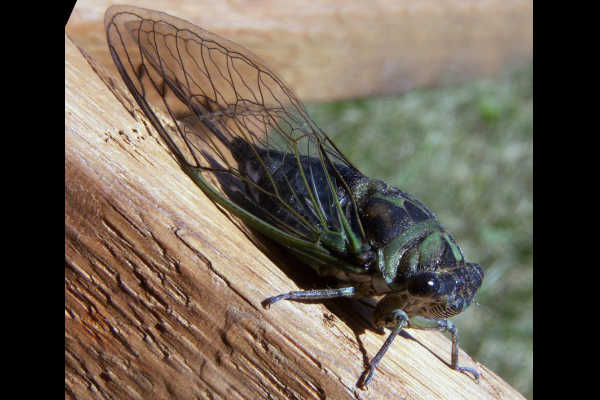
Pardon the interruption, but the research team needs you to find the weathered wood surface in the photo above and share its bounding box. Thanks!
[66,0,532,103]
[65,26,526,400]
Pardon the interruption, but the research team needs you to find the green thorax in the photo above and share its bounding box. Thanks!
[358,180,466,287]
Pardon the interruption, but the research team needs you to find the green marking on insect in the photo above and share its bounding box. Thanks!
[105,5,484,389]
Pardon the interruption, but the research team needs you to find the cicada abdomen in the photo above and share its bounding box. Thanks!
[105,5,483,388]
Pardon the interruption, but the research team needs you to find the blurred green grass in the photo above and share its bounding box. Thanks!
[306,64,533,399]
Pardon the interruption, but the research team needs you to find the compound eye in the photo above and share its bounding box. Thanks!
[408,272,440,297]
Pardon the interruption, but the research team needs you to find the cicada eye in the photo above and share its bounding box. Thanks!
[407,272,440,297]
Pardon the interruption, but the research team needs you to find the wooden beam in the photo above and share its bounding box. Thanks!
[66,0,532,102]
[65,32,525,399]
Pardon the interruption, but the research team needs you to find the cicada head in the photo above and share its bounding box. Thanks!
[372,262,483,328]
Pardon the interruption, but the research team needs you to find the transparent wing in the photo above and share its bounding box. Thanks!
[105,6,366,246]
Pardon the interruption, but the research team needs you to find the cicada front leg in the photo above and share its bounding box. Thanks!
[360,310,480,388]
[409,316,481,380]
[262,286,357,309]
[358,309,409,388]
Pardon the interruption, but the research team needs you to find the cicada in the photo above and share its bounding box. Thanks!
[105,5,484,388]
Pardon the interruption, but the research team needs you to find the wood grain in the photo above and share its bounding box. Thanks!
[66,0,532,102]
[65,28,526,400]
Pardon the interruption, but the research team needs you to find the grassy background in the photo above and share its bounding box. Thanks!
[305,64,533,399]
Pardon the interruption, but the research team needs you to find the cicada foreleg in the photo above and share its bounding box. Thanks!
[358,309,409,388]
[409,316,481,381]
[262,286,357,309]
[358,312,480,388]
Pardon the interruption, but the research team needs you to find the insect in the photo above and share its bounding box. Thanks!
[105,5,484,388]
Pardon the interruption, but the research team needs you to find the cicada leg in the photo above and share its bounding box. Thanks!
[358,309,409,388]
[359,313,479,388]
[409,316,481,381]
[262,286,357,309]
